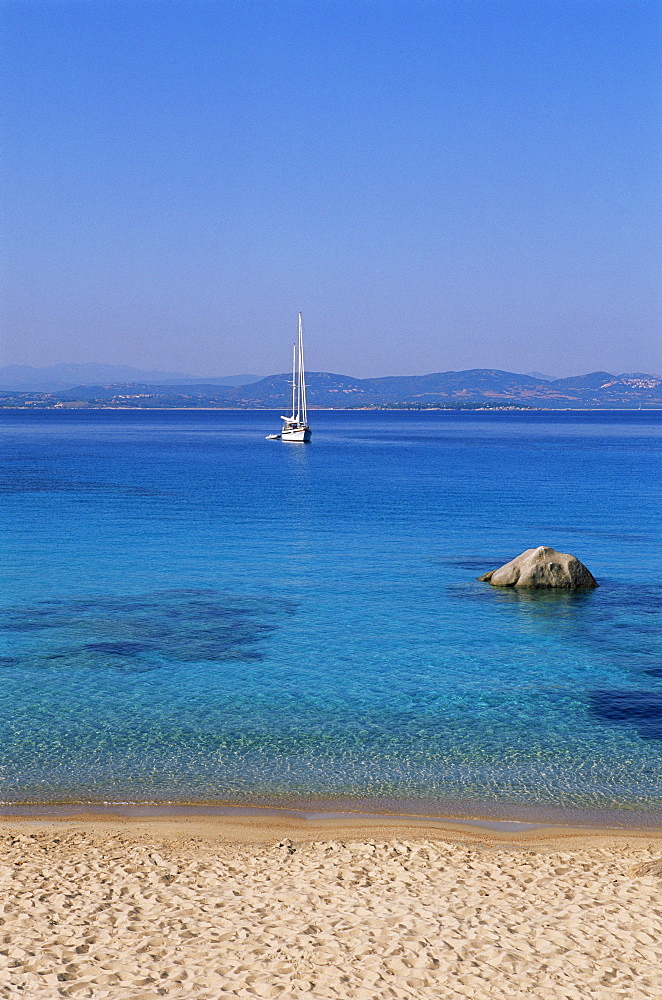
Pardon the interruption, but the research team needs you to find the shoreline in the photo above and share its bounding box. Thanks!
[3,798,662,847]
[3,815,662,851]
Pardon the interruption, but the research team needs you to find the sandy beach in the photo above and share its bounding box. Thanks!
[1,814,661,999]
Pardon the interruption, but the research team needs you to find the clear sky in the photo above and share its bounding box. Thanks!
[1,0,659,377]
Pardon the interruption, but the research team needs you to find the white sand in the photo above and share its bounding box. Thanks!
[1,818,661,999]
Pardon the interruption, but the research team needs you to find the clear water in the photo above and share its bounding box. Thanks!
[1,409,661,822]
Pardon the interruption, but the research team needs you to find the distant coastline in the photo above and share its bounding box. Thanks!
[1,366,661,409]
[2,402,662,412]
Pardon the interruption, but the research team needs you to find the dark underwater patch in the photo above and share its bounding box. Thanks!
[84,641,155,657]
[440,558,508,571]
[0,589,297,673]
[589,689,662,741]
[545,525,653,544]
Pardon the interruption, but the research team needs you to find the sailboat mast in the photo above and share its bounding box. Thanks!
[291,343,296,420]
[298,311,307,424]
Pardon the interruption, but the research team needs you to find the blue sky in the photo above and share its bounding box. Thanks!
[1,0,659,377]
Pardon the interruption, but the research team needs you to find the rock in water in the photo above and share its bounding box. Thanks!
[479,546,598,589]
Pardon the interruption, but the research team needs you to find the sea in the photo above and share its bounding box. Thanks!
[1,408,661,826]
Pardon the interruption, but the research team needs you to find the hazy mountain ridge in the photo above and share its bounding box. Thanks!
[219,369,662,407]
[1,368,660,408]
[0,364,262,392]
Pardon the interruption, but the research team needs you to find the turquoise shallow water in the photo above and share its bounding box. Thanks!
[1,409,661,822]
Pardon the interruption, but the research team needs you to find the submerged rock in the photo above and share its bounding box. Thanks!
[479,546,598,589]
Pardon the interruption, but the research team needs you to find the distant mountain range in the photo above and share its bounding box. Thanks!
[0,363,263,392]
[1,367,660,408]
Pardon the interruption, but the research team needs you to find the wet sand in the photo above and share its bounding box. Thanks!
[1,812,661,999]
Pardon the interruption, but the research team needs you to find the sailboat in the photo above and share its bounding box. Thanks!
[267,312,312,442]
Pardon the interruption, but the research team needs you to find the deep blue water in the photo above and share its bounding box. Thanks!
[1,409,661,822]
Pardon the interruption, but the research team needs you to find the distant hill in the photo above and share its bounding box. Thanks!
[216,369,662,408]
[1,368,660,409]
[0,363,263,392]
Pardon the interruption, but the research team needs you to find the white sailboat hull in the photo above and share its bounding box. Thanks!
[281,425,311,442]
